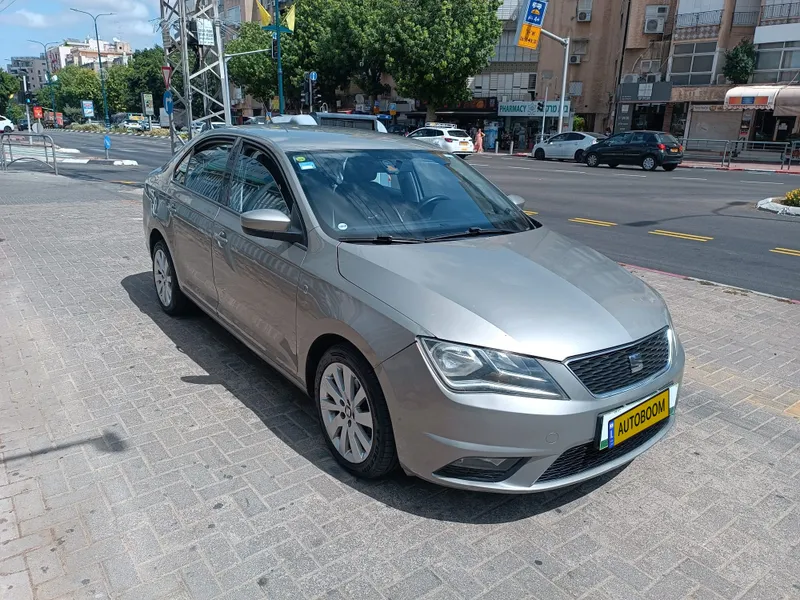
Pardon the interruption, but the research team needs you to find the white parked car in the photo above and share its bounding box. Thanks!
[0,115,16,133]
[407,123,474,157]
[532,131,606,163]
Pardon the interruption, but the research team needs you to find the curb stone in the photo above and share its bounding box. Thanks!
[757,197,800,216]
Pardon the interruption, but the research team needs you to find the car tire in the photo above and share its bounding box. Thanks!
[586,152,600,167]
[641,155,657,171]
[663,164,677,172]
[315,345,398,479]
[574,149,585,162]
[608,162,619,168]
[534,148,546,160]
[2,126,10,133]
[152,240,189,316]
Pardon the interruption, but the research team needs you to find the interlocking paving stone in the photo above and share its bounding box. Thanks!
[0,173,798,599]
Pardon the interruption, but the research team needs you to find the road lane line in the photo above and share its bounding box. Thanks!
[649,229,713,242]
[671,176,708,181]
[470,163,490,166]
[613,174,647,178]
[569,217,617,227]
[524,210,538,215]
[507,166,533,170]
[770,247,800,257]
[739,180,787,185]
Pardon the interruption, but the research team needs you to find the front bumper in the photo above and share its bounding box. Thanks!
[377,334,685,493]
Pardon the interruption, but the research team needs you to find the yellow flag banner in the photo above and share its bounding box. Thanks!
[256,0,272,27]
[283,4,295,32]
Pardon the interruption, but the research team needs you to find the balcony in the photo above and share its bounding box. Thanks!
[732,11,759,27]
[759,2,800,25]
[674,10,722,40]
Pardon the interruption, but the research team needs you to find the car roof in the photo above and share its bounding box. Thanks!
[206,125,429,152]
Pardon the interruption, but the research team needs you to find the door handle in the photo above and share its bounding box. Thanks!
[214,230,227,247]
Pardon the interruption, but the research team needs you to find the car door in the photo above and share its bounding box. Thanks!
[603,133,632,162]
[545,133,569,158]
[211,140,307,374]
[627,132,650,164]
[166,137,234,311]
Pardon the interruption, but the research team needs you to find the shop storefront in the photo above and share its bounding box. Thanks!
[614,82,672,134]
[496,100,572,151]
[725,85,800,142]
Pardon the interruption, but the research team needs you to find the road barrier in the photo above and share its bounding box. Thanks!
[680,137,795,170]
[1,132,59,175]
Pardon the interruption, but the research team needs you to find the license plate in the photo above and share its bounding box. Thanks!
[460,142,469,148]
[670,148,678,153]
[597,386,677,450]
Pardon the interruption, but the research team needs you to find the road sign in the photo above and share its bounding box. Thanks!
[390,102,397,116]
[81,100,95,118]
[309,71,317,82]
[161,65,173,89]
[163,90,174,116]
[104,135,111,150]
[142,93,155,116]
[196,18,214,46]
[32,106,43,120]
[516,0,548,50]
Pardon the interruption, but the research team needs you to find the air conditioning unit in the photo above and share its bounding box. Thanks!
[569,54,582,64]
[577,10,592,22]
[621,73,639,84]
[645,73,662,83]
[644,17,665,33]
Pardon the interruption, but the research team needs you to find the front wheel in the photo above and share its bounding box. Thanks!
[152,240,188,316]
[534,148,546,160]
[315,345,398,478]
[663,164,677,172]
[2,126,11,133]
[641,155,657,171]
[574,149,585,163]
[586,152,600,167]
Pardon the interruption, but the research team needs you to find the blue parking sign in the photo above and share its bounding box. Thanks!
[524,0,548,27]
[104,135,111,150]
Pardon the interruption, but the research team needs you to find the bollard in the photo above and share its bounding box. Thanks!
[510,142,514,155]
[495,142,498,154]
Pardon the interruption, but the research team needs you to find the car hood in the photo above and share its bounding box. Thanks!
[337,227,670,361]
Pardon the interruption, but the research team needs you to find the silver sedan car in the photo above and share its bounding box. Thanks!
[142,126,684,493]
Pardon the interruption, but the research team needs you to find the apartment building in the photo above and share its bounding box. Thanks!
[46,39,132,73]
[6,56,49,92]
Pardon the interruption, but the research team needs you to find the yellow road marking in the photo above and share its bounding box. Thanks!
[524,210,538,215]
[770,247,800,257]
[569,217,617,227]
[649,229,713,242]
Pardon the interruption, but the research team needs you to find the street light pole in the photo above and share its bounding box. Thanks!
[274,0,284,114]
[540,29,570,133]
[28,40,58,128]
[70,8,113,128]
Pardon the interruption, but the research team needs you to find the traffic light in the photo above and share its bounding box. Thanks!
[300,86,307,107]
[536,101,545,112]
[25,92,35,105]
[271,33,278,59]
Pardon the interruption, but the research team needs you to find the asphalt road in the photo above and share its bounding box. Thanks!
[46,130,800,299]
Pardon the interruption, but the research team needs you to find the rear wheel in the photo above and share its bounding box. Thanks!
[315,345,398,478]
[641,155,657,171]
[534,148,546,160]
[574,149,585,163]
[2,126,10,133]
[152,240,188,316]
[663,164,677,172]
[586,152,599,167]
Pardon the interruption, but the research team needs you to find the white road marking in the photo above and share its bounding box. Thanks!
[507,166,533,170]
[671,176,708,181]
[739,180,788,185]
[470,163,490,166]
[613,173,647,178]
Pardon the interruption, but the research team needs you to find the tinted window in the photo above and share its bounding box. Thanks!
[227,144,290,216]
[630,132,648,144]
[657,133,680,145]
[182,142,232,202]
[409,129,427,138]
[318,117,375,130]
[607,134,631,146]
[566,132,584,141]
[549,133,569,143]
[430,130,445,137]
[448,130,470,138]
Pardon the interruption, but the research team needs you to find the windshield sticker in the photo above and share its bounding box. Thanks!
[337,223,348,231]
[298,161,316,170]
[294,156,306,162]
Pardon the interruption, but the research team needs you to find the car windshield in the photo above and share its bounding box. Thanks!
[288,150,532,241]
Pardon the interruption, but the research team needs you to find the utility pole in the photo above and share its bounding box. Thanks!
[22,74,31,145]
[28,40,58,129]
[274,0,284,114]
[70,8,113,128]
[539,29,570,134]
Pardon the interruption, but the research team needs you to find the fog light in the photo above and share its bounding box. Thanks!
[434,457,525,483]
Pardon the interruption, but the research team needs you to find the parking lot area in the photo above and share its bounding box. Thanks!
[1,172,799,600]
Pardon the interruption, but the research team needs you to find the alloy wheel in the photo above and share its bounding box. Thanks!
[643,156,656,171]
[587,153,598,167]
[153,248,173,307]
[319,362,374,464]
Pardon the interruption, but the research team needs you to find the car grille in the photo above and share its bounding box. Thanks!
[536,417,670,483]
[433,465,512,483]
[567,328,670,396]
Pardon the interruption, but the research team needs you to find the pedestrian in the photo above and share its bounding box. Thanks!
[475,128,484,153]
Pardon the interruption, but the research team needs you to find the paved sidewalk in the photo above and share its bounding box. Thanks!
[1,172,799,600]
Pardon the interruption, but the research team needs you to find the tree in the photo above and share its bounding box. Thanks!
[5,102,24,122]
[226,21,277,106]
[0,71,20,114]
[106,66,134,114]
[48,66,102,112]
[127,47,168,111]
[723,40,756,85]
[387,0,502,120]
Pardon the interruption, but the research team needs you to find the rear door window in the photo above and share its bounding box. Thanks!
[181,141,233,203]
[630,132,648,144]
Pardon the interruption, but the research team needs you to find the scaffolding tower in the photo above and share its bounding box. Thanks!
[159,0,232,145]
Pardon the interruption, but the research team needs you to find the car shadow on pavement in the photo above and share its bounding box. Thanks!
[121,271,623,524]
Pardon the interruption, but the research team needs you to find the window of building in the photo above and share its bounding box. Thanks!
[492,30,539,63]
[569,81,584,96]
[670,42,717,85]
[753,41,800,84]
[572,39,589,55]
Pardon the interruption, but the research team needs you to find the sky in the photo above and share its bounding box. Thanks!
[0,0,161,64]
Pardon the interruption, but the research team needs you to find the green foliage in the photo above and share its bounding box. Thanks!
[0,71,20,114]
[126,47,169,111]
[784,189,800,207]
[387,0,502,119]
[5,102,24,122]
[226,21,278,105]
[62,105,84,122]
[573,115,586,132]
[49,66,102,112]
[106,66,135,114]
[723,40,756,85]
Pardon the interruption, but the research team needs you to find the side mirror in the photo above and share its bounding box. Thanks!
[241,209,303,243]
[507,194,526,209]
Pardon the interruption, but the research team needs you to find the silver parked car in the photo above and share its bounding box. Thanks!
[142,126,684,493]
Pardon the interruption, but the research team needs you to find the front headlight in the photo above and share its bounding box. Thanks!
[419,338,566,399]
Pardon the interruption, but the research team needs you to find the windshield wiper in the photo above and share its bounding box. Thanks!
[425,227,519,242]
[338,235,424,244]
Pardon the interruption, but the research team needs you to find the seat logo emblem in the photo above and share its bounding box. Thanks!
[628,352,644,374]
